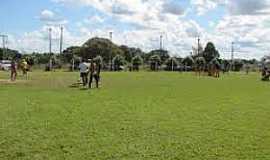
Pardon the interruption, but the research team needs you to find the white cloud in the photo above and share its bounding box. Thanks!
[50,0,198,55]
[84,15,105,24]
[228,0,270,15]
[40,10,56,21]
[39,9,68,25]
[209,13,270,59]
[8,0,270,59]
[162,1,185,15]
[191,0,226,15]
[8,26,86,53]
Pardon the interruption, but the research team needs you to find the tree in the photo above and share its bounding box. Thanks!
[210,58,221,66]
[120,45,144,63]
[165,57,179,71]
[146,49,169,63]
[232,59,244,71]
[93,55,103,65]
[221,59,231,72]
[0,49,3,60]
[61,46,81,64]
[113,55,125,71]
[149,55,161,71]
[182,56,194,71]
[132,55,143,71]
[195,56,206,72]
[182,56,194,67]
[203,42,220,63]
[0,48,21,60]
[80,37,124,63]
[93,55,103,73]
[195,56,206,64]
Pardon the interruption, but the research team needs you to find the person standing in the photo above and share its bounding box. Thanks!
[21,59,28,79]
[245,64,250,75]
[89,60,100,89]
[79,59,89,87]
[10,60,17,81]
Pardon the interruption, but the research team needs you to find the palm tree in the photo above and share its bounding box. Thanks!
[94,55,103,65]
[182,56,194,71]
[94,55,103,73]
[209,58,221,77]
[165,57,179,71]
[149,55,161,71]
[132,55,143,71]
[195,56,206,75]
[113,55,125,71]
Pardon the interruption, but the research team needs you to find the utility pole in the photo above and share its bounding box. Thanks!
[59,26,63,54]
[171,58,174,71]
[0,35,7,49]
[49,28,52,55]
[109,31,113,71]
[231,42,234,71]
[0,34,8,59]
[48,28,52,71]
[160,35,163,50]
[231,42,234,62]
[197,36,200,55]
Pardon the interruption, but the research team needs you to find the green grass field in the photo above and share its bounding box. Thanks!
[0,71,270,160]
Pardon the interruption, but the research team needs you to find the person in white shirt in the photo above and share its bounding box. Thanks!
[79,59,89,86]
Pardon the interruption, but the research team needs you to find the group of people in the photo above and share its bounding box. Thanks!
[79,59,101,89]
[262,67,270,81]
[10,59,29,81]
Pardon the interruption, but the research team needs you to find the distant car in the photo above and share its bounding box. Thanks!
[0,60,12,71]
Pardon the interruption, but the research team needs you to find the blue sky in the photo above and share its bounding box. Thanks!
[1,0,270,59]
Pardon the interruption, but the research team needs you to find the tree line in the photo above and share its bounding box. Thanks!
[0,37,259,72]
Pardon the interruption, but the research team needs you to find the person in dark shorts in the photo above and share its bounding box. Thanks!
[10,60,17,81]
[89,60,100,89]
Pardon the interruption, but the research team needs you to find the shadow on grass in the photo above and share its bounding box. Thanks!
[68,82,82,88]
[80,87,89,91]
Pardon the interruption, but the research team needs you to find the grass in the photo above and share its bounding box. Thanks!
[0,71,270,160]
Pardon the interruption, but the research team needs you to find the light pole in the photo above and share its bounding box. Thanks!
[160,35,163,50]
[59,26,63,54]
[231,42,234,71]
[197,36,200,55]
[48,28,53,71]
[49,28,52,55]
[0,34,8,59]
[109,31,113,71]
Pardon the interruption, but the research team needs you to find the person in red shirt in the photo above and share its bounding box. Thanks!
[10,60,17,81]
[88,60,101,89]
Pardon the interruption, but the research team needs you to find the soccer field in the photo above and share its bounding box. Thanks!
[0,71,270,160]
